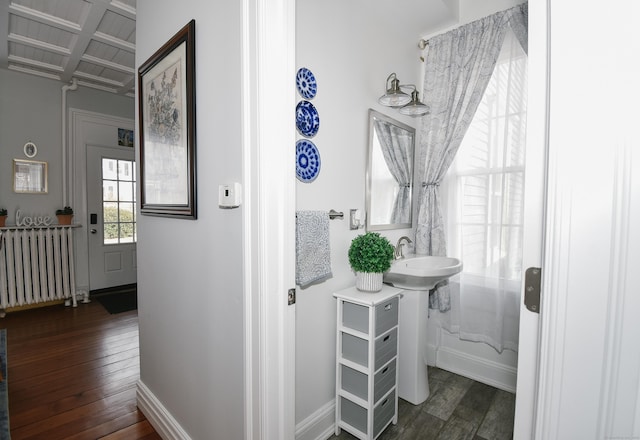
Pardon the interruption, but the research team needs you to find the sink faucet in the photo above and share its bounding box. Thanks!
[395,236,413,259]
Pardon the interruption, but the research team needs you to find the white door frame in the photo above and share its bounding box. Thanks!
[242,0,296,439]
[69,108,135,295]
[512,1,549,438]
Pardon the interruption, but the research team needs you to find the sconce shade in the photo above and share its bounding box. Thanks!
[399,90,430,116]
[378,74,411,107]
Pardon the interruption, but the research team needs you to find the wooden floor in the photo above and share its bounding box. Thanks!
[331,367,515,440]
[2,300,161,440]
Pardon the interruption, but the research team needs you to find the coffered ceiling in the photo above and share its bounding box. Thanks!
[0,0,136,97]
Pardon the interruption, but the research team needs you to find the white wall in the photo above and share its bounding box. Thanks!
[294,2,436,435]
[0,69,133,219]
[0,69,134,295]
[135,1,245,439]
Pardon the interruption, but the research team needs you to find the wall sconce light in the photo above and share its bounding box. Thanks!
[378,73,430,117]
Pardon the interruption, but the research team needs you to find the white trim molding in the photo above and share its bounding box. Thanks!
[137,380,192,440]
[294,399,335,440]
[242,0,296,439]
[435,346,517,393]
[68,108,134,293]
[596,146,638,439]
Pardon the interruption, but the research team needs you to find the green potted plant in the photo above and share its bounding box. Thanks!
[55,206,74,225]
[348,232,395,292]
[0,208,7,228]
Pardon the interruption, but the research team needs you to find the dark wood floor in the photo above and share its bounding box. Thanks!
[2,300,514,440]
[2,300,161,440]
[332,367,515,440]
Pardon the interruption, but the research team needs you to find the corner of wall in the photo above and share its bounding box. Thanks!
[295,399,335,440]
[136,380,193,440]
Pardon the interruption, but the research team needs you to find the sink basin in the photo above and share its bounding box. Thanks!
[383,254,462,290]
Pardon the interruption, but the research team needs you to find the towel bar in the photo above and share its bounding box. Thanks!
[295,210,344,220]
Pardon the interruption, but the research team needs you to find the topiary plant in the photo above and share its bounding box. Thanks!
[55,206,73,215]
[348,232,395,273]
[0,208,7,216]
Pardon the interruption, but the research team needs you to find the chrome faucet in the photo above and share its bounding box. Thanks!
[395,236,413,259]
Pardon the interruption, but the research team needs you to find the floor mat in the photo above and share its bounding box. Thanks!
[96,290,137,314]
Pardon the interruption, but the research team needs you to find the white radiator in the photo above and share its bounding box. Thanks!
[0,226,78,309]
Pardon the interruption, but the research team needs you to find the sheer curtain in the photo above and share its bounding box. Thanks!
[443,29,528,353]
[373,120,413,224]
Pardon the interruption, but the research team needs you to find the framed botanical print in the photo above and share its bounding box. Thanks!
[138,20,196,219]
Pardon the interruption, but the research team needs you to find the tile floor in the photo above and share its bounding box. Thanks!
[330,367,515,440]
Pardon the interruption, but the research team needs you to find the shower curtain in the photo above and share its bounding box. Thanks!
[414,4,528,352]
[415,4,528,309]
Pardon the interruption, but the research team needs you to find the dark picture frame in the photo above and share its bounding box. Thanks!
[138,20,196,219]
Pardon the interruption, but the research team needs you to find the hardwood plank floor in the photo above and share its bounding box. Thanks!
[331,367,515,440]
[2,301,161,440]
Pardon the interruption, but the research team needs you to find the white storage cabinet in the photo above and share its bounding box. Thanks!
[333,285,402,440]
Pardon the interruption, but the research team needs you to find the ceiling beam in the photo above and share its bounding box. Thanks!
[61,2,109,84]
[7,33,71,56]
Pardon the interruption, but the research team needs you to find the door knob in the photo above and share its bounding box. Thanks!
[90,229,97,234]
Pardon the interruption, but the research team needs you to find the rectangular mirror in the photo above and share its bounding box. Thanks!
[366,109,415,231]
[13,159,48,194]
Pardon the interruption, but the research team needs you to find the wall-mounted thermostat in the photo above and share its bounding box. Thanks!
[219,183,242,208]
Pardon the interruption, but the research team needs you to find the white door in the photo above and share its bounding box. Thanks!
[87,145,137,291]
[512,1,548,438]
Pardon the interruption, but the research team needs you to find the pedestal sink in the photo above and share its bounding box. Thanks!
[383,254,462,405]
[383,255,462,290]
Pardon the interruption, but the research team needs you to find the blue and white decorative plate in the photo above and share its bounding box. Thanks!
[296,67,317,99]
[296,139,321,182]
[296,101,320,137]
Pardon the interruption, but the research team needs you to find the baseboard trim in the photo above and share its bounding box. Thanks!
[295,399,335,440]
[435,346,517,393]
[137,380,192,440]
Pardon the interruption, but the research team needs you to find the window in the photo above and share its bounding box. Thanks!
[445,32,527,282]
[102,158,136,244]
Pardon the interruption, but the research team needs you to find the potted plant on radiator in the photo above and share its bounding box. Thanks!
[348,232,395,292]
[55,206,74,225]
[0,208,7,227]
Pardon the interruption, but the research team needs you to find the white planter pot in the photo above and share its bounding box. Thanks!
[356,272,383,292]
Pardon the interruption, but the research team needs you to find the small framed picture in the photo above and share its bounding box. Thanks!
[23,141,37,158]
[13,159,48,194]
[118,128,134,147]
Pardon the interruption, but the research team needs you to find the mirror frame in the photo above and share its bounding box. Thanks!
[13,159,48,194]
[365,109,416,231]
